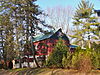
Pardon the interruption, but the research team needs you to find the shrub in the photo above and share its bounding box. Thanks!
[46,38,68,68]
[91,43,100,69]
[78,54,92,72]
[71,47,92,72]
[91,50,100,69]
[62,49,73,69]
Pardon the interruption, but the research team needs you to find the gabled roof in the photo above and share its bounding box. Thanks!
[32,29,69,42]
[32,30,56,42]
[32,33,53,42]
[94,10,100,16]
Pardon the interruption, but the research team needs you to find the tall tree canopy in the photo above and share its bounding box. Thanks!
[0,0,53,68]
[70,0,100,48]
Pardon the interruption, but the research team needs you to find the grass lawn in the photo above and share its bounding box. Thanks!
[0,68,100,75]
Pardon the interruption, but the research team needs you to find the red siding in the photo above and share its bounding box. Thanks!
[33,38,69,56]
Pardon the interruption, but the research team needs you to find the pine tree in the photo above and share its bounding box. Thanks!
[0,0,41,68]
[0,0,54,68]
[0,15,17,69]
[0,16,4,61]
[71,0,100,48]
[46,38,68,68]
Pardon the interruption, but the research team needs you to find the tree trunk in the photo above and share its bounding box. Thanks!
[19,56,22,68]
[4,57,8,69]
[33,44,40,68]
[88,31,91,48]
[5,61,8,69]
[88,40,91,49]
[81,40,84,49]
[27,55,30,68]
[31,36,40,68]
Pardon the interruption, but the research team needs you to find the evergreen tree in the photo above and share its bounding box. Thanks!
[0,15,17,69]
[0,0,54,68]
[71,0,100,48]
[46,38,68,68]
[0,16,4,60]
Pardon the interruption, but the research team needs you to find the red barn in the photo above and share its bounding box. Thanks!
[20,29,77,64]
[33,29,70,56]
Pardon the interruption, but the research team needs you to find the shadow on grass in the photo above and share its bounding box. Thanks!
[0,68,100,75]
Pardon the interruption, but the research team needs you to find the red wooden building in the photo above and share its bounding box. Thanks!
[16,29,77,64]
[33,29,71,56]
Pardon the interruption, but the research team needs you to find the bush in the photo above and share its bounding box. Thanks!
[46,38,68,68]
[91,50,100,69]
[78,54,92,72]
[62,49,73,69]
[71,47,92,72]
[46,39,100,70]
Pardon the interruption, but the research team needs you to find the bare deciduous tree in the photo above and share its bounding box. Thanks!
[44,6,73,34]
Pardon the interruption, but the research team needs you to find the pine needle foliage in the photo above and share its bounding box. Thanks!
[71,0,100,48]
[46,38,68,68]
